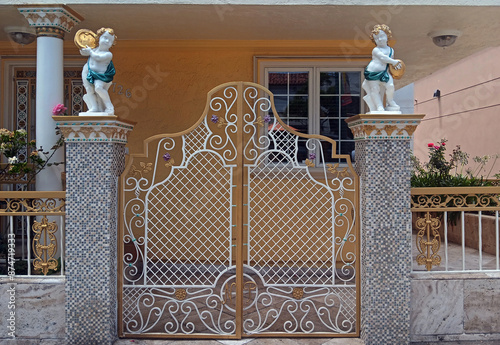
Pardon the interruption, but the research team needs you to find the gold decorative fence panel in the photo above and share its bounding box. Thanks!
[119,82,359,338]
[411,186,500,272]
[0,191,65,276]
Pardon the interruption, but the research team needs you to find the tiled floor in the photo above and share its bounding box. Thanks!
[114,338,364,345]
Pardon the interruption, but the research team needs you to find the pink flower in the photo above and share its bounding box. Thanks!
[433,145,440,150]
[52,104,67,115]
[428,143,434,147]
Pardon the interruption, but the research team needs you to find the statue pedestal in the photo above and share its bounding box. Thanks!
[79,111,114,116]
[54,115,132,143]
[54,115,134,345]
[346,113,425,345]
[366,110,402,115]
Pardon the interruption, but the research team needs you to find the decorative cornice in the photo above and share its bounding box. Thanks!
[18,5,83,34]
[53,116,135,144]
[345,114,425,140]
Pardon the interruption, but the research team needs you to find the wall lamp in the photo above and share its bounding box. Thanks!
[428,30,462,48]
[5,26,36,45]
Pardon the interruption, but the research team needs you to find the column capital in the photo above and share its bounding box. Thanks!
[54,116,136,144]
[346,114,425,141]
[17,5,83,38]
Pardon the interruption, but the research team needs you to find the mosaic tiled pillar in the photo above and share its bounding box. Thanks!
[346,114,424,345]
[55,116,134,345]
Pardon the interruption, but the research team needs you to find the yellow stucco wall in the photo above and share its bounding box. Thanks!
[110,40,370,154]
[1,39,362,266]
[1,39,371,154]
[112,43,253,154]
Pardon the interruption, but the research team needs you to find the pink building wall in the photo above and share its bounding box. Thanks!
[413,46,500,178]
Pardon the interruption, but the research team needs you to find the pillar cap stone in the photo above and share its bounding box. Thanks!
[17,5,83,33]
[345,114,425,140]
[53,115,135,144]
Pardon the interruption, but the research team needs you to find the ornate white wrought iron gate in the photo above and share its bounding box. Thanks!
[119,82,359,339]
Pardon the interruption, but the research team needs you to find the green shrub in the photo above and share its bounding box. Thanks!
[411,139,499,187]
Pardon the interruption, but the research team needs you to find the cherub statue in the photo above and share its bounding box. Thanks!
[75,28,116,115]
[362,24,403,113]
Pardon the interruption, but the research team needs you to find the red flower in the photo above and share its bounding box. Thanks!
[441,142,446,146]
[428,143,434,147]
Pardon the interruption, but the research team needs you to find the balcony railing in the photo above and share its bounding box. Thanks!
[0,191,65,277]
[2,186,498,276]
[411,186,500,273]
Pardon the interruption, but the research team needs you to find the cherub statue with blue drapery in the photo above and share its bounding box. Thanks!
[75,27,116,115]
[362,24,404,113]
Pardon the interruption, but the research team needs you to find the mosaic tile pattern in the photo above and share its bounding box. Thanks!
[65,141,126,345]
[355,139,412,345]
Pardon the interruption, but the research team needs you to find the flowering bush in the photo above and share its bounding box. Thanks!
[411,138,499,187]
[0,129,44,174]
[0,128,63,184]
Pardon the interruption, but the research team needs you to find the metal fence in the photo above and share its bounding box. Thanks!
[0,191,65,277]
[411,186,500,273]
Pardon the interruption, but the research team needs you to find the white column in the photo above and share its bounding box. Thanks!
[18,6,83,265]
[18,6,83,191]
[35,35,65,191]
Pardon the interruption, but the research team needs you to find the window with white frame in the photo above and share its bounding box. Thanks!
[257,59,366,163]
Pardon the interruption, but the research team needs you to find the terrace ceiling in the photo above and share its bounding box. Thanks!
[1,2,500,85]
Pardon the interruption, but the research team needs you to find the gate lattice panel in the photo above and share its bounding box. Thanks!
[119,81,359,338]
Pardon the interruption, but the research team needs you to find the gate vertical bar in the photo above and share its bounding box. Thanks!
[346,114,424,345]
[56,115,134,345]
[235,82,244,338]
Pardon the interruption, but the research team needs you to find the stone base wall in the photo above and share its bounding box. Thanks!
[0,278,65,344]
[411,274,500,343]
[2,275,500,343]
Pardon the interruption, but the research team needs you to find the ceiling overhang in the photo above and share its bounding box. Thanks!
[1,3,500,85]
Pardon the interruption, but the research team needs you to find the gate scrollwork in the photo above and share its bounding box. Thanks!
[120,82,359,338]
